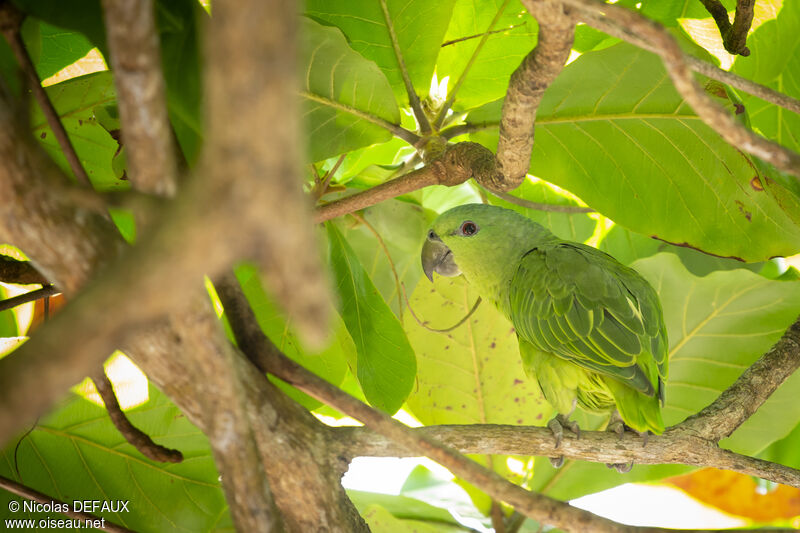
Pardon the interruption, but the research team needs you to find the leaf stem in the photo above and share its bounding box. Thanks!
[378,0,432,134]
[301,91,421,145]
[434,0,514,130]
[0,3,91,186]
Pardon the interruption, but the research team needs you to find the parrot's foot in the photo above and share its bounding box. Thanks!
[548,414,581,448]
[547,414,580,468]
[607,460,634,473]
[604,411,647,472]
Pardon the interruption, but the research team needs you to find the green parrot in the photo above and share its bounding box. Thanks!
[421,204,667,461]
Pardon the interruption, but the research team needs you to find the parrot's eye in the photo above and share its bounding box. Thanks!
[459,221,478,236]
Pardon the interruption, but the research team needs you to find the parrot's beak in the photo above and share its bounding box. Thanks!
[421,231,461,281]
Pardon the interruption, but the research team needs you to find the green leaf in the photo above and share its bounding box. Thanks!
[305,0,456,104]
[334,199,432,316]
[156,0,205,164]
[467,42,800,261]
[0,381,231,532]
[12,0,107,56]
[732,2,799,154]
[404,275,549,511]
[21,19,94,80]
[32,71,126,191]
[234,263,351,411]
[301,18,402,162]
[326,223,416,414]
[360,504,468,533]
[486,177,596,243]
[347,489,464,527]
[633,253,800,455]
[436,0,538,111]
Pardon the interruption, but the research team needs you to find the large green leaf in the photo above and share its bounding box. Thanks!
[11,0,107,56]
[21,19,94,80]
[0,382,231,532]
[156,0,205,164]
[327,223,416,414]
[404,275,550,512]
[305,0,456,104]
[485,177,596,243]
[436,0,538,112]
[637,253,800,454]
[347,489,466,528]
[333,199,432,317]
[732,2,799,154]
[32,71,126,191]
[468,42,800,261]
[234,264,351,411]
[360,504,467,533]
[302,18,402,162]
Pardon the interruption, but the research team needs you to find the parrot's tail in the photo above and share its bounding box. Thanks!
[605,378,665,434]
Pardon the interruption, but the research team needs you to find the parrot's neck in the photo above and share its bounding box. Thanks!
[460,222,557,317]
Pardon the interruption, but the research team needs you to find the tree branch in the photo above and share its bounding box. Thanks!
[577,10,800,116]
[314,142,497,222]
[333,424,800,488]
[0,475,134,533]
[700,0,754,56]
[101,0,178,196]
[0,285,58,312]
[91,368,183,463]
[495,1,575,191]
[0,256,49,285]
[565,0,800,178]
[0,2,91,186]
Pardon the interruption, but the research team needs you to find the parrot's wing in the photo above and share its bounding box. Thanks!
[509,242,667,398]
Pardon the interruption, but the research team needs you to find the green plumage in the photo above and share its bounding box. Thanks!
[422,204,667,434]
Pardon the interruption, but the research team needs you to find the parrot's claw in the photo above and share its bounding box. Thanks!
[547,414,581,449]
[606,461,634,473]
[547,413,580,468]
[604,412,647,472]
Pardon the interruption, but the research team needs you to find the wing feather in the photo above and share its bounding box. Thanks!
[509,244,667,398]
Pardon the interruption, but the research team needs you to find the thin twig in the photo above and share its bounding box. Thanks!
[566,0,800,178]
[315,142,503,222]
[489,189,595,213]
[0,256,49,285]
[315,166,440,223]
[378,0,431,134]
[433,0,513,130]
[0,286,58,312]
[0,3,91,186]
[578,11,800,115]
[403,281,482,333]
[302,91,421,145]
[442,22,527,47]
[0,475,135,532]
[91,369,183,463]
[319,153,347,198]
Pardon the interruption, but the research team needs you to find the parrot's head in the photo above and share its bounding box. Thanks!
[421,204,546,283]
